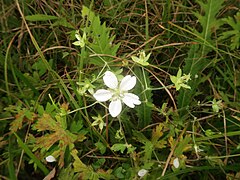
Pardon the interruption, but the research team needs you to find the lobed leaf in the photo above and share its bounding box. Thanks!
[81,6,120,65]
[219,12,240,50]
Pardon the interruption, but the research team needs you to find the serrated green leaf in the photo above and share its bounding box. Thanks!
[219,12,240,50]
[25,14,58,21]
[194,0,224,40]
[80,6,120,65]
[70,120,83,133]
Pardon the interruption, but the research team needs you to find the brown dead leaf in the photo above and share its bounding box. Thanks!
[43,167,56,180]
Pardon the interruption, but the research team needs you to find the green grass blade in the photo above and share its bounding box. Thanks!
[134,67,152,128]
[16,0,79,109]
[8,135,17,180]
[13,66,40,96]
[14,133,49,175]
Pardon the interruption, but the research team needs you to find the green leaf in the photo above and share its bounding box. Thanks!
[114,167,125,179]
[25,14,58,21]
[71,149,98,179]
[191,0,224,57]
[151,124,164,144]
[70,120,83,133]
[133,130,150,144]
[95,142,106,154]
[134,67,152,128]
[81,6,120,65]
[174,135,191,157]
[111,143,127,153]
[58,165,79,180]
[143,141,154,161]
[219,12,240,50]
[51,18,75,29]
[177,0,224,117]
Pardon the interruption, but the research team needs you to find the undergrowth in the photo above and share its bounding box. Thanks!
[0,0,240,179]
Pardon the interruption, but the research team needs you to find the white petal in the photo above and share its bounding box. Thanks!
[75,32,81,41]
[109,99,122,117]
[138,169,148,177]
[46,155,56,162]
[119,75,136,91]
[93,89,113,102]
[173,158,180,168]
[103,71,118,89]
[122,93,141,108]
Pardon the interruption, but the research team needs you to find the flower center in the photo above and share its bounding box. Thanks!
[111,88,126,100]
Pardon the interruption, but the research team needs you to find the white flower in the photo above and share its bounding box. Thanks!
[93,71,141,117]
[45,155,56,162]
[138,169,148,177]
[173,157,180,168]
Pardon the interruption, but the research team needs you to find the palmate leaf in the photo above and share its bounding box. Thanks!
[177,0,224,115]
[81,6,120,65]
[71,149,99,180]
[133,124,167,162]
[10,109,36,133]
[219,12,240,50]
[32,113,85,167]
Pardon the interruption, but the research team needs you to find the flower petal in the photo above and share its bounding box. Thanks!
[138,169,148,177]
[119,75,136,91]
[109,99,122,117]
[46,155,56,162]
[173,158,180,168]
[75,31,81,41]
[122,93,141,108]
[103,71,118,89]
[93,89,113,102]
